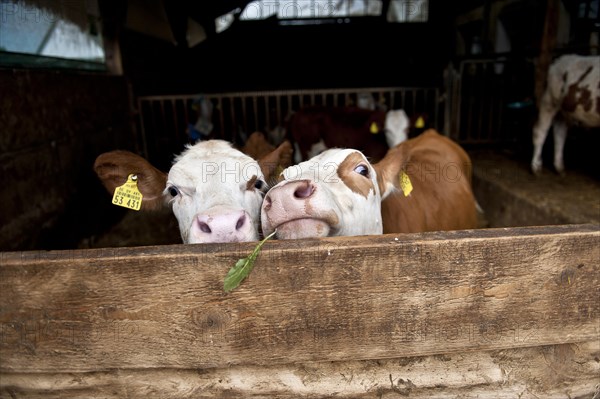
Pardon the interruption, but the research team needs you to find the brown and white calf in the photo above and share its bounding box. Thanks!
[95,139,292,244]
[532,54,600,175]
[261,130,478,239]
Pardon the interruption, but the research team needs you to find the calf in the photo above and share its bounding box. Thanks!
[95,139,292,244]
[287,106,410,163]
[531,54,600,175]
[261,130,477,239]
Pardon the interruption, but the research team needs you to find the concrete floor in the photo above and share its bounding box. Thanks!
[471,151,600,228]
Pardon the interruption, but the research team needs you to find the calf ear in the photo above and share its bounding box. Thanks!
[258,140,294,182]
[93,150,167,211]
[242,131,275,160]
[372,143,410,200]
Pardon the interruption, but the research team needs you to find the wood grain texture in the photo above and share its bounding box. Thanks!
[1,341,598,398]
[0,225,598,375]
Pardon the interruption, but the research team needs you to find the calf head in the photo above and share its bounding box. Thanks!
[95,140,292,244]
[383,109,410,147]
[261,146,407,239]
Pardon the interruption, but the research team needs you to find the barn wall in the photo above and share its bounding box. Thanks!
[0,69,137,251]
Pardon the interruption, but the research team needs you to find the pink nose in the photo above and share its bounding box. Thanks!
[192,210,249,242]
[293,180,315,199]
[263,180,315,211]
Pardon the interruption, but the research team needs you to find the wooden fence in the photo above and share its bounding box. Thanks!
[1,224,598,397]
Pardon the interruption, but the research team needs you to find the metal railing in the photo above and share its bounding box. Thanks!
[136,86,442,168]
[446,57,536,145]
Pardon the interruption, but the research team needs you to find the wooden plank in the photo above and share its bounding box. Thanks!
[1,341,598,398]
[0,225,598,373]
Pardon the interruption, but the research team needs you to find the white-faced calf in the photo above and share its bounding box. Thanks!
[261,130,478,239]
[95,140,292,244]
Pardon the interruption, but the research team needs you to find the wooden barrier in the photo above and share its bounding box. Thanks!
[1,224,598,398]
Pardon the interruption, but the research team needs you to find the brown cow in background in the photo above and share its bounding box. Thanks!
[286,106,411,163]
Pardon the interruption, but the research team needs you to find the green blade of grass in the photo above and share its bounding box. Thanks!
[223,230,277,292]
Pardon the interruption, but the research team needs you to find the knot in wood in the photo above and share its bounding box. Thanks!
[191,308,231,333]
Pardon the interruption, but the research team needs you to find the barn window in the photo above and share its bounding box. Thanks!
[578,0,598,18]
[386,0,428,22]
[0,0,106,70]
[238,0,382,20]
[216,0,428,32]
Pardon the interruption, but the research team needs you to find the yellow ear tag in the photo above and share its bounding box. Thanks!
[399,171,413,197]
[415,116,425,129]
[112,174,143,211]
[370,122,379,134]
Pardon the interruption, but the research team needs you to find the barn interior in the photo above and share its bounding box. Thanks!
[1,0,599,251]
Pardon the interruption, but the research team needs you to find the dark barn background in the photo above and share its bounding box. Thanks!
[0,0,598,251]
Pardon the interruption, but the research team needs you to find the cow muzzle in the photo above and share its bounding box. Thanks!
[261,180,338,239]
[187,206,257,243]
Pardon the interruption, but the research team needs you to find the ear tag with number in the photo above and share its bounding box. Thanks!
[112,174,143,211]
[370,122,379,134]
[399,171,413,197]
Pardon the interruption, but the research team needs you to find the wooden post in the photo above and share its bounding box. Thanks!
[535,0,560,107]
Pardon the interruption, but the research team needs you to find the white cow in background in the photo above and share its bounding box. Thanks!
[531,54,600,175]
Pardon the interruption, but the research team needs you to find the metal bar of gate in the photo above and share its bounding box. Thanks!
[136,87,443,161]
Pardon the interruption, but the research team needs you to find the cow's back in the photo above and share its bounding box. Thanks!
[381,130,478,233]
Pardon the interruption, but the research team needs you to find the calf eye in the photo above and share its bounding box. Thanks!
[254,180,269,193]
[354,164,370,178]
[167,186,179,197]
